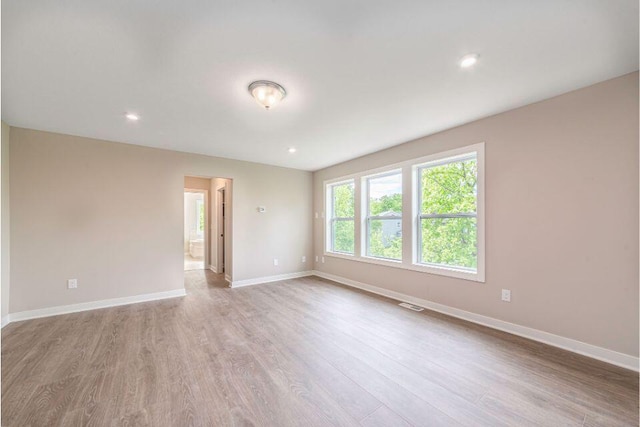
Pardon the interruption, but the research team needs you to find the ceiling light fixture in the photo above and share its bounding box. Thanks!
[459,54,479,68]
[125,113,140,121]
[248,80,287,109]
[288,147,297,153]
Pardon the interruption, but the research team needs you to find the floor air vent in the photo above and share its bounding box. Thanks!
[399,302,424,312]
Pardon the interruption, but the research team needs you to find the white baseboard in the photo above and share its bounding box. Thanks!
[209,265,217,273]
[5,288,187,325]
[312,270,639,372]
[1,315,9,329]
[224,274,232,283]
[230,271,313,288]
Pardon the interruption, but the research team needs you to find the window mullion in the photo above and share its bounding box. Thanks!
[415,153,479,272]
[364,171,403,261]
[324,143,483,282]
[368,215,403,221]
[419,213,476,219]
[327,180,355,255]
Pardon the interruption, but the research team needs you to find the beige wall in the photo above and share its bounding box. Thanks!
[9,129,312,313]
[1,122,10,320]
[184,176,211,191]
[313,72,639,357]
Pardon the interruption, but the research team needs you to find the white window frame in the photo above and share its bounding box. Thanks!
[362,169,403,262]
[412,150,483,281]
[323,142,485,283]
[196,198,205,237]
[325,179,356,255]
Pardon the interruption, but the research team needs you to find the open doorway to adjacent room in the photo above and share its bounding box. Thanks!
[184,176,233,282]
[184,189,207,271]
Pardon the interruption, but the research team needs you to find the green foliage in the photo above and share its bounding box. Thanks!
[421,218,476,268]
[367,219,402,260]
[333,183,354,217]
[369,193,402,216]
[332,182,355,253]
[421,159,476,214]
[367,174,403,259]
[329,158,478,268]
[420,158,477,269]
[198,201,205,233]
[368,191,402,259]
[333,220,355,254]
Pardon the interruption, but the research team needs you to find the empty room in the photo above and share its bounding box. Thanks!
[1,1,638,426]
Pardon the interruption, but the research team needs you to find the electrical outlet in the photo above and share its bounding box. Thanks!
[321,256,325,263]
[302,256,306,262]
[315,256,318,262]
[501,289,511,302]
[273,258,278,266]
[68,279,78,289]
[314,212,318,219]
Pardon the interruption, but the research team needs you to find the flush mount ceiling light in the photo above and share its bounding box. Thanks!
[459,54,479,68]
[125,113,140,121]
[248,80,287,109]
[288,147,297,153]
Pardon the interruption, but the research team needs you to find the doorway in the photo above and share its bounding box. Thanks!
[184,175,232,282]
[184,190,207,271]
[217,187,226,273]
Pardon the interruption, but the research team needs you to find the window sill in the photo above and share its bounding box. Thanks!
[323,252,484,283]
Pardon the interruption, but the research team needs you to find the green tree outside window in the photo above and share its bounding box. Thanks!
[331,182,355,253]
[419,157,477,269]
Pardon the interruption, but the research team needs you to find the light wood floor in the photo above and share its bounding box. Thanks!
[2,271,638,426]
[184,254,204,271]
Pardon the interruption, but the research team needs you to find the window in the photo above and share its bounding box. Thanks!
[327,180,355,254]
[416,153,478,272]
[323,143,483,282]
[196,198,205,237]
[365,171,402,260]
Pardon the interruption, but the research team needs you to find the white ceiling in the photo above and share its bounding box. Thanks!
[2,1,638,171]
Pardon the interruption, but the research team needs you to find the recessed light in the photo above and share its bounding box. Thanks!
[288,147,297,153]
[459,54,479,68]
[125,113,140,121]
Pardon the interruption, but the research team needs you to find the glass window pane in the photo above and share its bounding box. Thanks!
[368,173,402,216]
[368,218,402,260]
[332,182,355,218]
[332,220,354,254]
[420,158,477,215]
[196,199,205,236]
[421,217,477,270]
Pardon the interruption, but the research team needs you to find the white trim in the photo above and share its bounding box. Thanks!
[323,142,485,283]
[322,143,485,189]
[323,251,483,282]
[324,179,356,256]
[230,271,313,288]
[209,265,217,273]
[224,273,232,283]
[5,289,187,324]
[361,169,403,262]
[1,315,9,328]
[312,270,639,372]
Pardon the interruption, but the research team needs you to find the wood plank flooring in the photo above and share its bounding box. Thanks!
[2,271,638,426]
